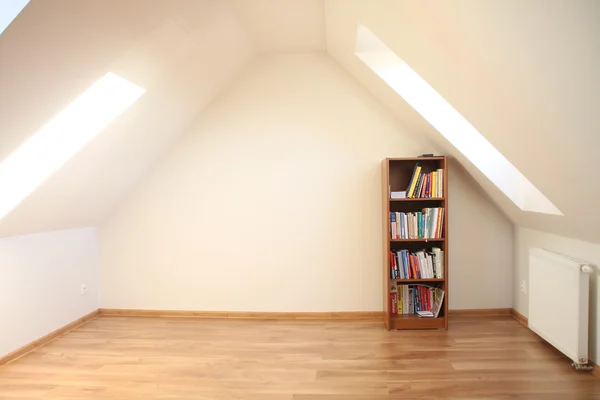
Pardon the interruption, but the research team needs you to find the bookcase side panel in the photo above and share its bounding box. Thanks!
[443,157,449,329]
[382,159,391,329]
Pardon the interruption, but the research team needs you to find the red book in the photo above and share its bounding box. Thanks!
[412,255,420,279]
[421,174,428,198]
[427,287,432,310]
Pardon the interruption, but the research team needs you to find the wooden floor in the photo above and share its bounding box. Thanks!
[0,315,599,399]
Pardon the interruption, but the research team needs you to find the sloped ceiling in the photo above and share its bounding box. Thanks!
[0,0,254,237]
[231,0,325,53]
[1,0,599,244]
[325,0,600,244]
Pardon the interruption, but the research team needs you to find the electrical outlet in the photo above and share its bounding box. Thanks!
[80,284,88,295]
[520,280,527,294]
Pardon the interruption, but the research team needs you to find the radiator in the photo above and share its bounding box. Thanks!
[528,248,593,368]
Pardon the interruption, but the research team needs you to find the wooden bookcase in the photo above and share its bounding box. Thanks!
[382,156,449,330]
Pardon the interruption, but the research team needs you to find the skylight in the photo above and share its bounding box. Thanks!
[355,25,561,215]
[0,0,29,36]
[0,72,145,221]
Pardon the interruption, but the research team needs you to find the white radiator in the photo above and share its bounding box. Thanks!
[528,248,593,368]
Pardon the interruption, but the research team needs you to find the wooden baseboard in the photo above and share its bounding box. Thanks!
[448,308,512,316]
[592,362,600,380]
[103,308,516,319]
[99,309,383,320]
[0,309,100,368]
[510,308,529,326]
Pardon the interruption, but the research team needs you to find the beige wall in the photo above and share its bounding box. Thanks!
[447,161,514,309]
[515,227,599,363]
[0,227,99,358]
[99,53,513,312]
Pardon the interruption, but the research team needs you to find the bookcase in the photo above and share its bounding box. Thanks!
[382,156,449,330]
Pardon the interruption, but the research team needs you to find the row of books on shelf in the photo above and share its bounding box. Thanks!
[406,164,444,199]
[390,208,444,239]
[390,248,444,280]
[390,284,444,318]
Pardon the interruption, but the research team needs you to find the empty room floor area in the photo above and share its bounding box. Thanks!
[0,315,599,399]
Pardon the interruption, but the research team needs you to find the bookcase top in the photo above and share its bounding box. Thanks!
[386,156,447,162]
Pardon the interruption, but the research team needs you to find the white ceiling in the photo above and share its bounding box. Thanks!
[1,0,599,243]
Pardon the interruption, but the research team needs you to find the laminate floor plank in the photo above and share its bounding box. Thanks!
[0,315,598,399]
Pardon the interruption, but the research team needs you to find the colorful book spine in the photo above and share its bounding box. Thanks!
[404,167,444,198]
[390,208,444,239]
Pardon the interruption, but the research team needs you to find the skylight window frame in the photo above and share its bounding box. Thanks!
[354,24,561,216]
[0,72,145,221]
[0,0,30,36]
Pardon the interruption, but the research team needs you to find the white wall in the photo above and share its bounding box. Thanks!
[514,227,599,364]
[99,53,513,312]
[0,227,99,358]
[448,161,514,309]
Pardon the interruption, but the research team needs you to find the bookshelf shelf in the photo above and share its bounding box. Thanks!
[382,156,449,331]
[390,197,445,202]
[392,278,445,283]
[390,238,444,243]
[390,315,446,330]
[393,314,444,320]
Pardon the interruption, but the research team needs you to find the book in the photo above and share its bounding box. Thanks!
[391,191,406,199]
[389,208,444,239]
[390,283,398,317]
[431,286,445,317]
[393,284,444,317]
[417,310,434,317]
[405,167,444,198]
[406,164,422,198]
[388,248,444,279]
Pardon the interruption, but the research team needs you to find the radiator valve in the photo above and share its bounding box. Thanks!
[572,359,593,371]
[581,264,594,274]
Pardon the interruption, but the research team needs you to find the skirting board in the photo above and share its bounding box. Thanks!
[99,309,384,320]
[0,309,100,368]
[448,308,512,316]
[511,308,529,326]
[102,308,516,319]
